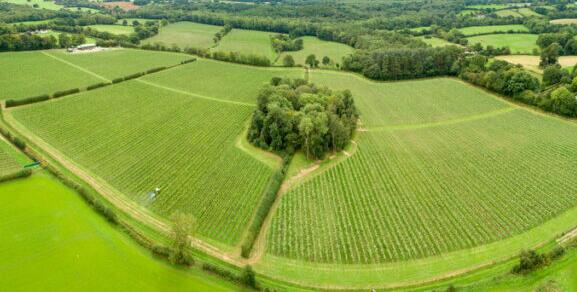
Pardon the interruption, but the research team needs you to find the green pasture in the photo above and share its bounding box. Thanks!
[417,36,457,47]
[143,21,223,49]
[117,18,157,25]
[64,6,100,13]
[86,24,134,35]
[465,33,539,54]
[467,4,510,10]
[9,19,53,25]
[213,28,276,61]
[458,24,528,36]
[550,18,577,25]
[275,36,354,67]
[1,0,63,10]
[0,172,240,291]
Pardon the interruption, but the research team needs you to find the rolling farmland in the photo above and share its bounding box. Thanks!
[275,36,354,67]
[214,29,276,61]
[266,77,577,265]
[143,22,223,49]
[86,25,135,35]
[465,33,539,54]
[0,49,191,100]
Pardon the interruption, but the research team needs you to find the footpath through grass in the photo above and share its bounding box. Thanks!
[0,172,241,292]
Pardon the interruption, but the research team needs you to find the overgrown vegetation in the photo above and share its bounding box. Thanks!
[248,78,358,159]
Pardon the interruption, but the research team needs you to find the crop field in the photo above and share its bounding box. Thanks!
[2,0,62,10]
[275,36,354,67]
[0,172,238,291]
[0,49,191,101]
[465,33,539,54]
[141,59,304,104]
[86,25,135,35]
[266,77,577,265]
[8,80,272,246]
[0,51,101,101]
[458,24,528,36]
[417,36,457,47]
[551,18,577,25]
[213,29,276,61]
[143,22,223,49]
[0,138,22,176]
[495,55,577,73]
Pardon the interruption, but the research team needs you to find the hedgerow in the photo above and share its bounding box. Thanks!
[5,94,49,108]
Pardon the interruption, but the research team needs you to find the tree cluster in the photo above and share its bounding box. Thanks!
[248,78,358,160]
[213,23,231,43]
[271,34,303,53]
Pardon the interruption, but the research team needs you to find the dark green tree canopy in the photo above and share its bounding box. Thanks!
[248,78,358,159]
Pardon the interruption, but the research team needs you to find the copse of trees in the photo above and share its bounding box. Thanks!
[213,23,232,43]
[248,78,358,160]
[271,34,303,53]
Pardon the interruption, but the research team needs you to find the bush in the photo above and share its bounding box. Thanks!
[146,66,167,74]
[52,88,80,98]
[512,249,548,274]
[181,58,197,64]
[5,94,49,108]
[112,77,124,84]
[86,82,110,91]
[0,169,32,183]
[13,137,26,150]
[202,263,240,282]
[123,72,145,81]
[242,265,257,288]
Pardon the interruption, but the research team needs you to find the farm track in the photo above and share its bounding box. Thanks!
[40,51,111,82]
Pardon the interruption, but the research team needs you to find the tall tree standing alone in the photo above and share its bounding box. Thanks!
[169,212,196,265]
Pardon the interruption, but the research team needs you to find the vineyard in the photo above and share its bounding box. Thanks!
[267,84,577,264]
[0,139,21,176]
[9,79,274,247]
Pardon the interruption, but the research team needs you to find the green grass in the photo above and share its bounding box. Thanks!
[141,58,304,104]
[1,0,63,10]
[64,6,100,13]
[467,4,510,10]
[117,18,158,26]
[258,76,577,288]
[9,19,53,25]
[0,172,241,291]
[466,34,539,54]
[550,18,577,25]
[86,24,135,35]
[409,26,431,33]
[458,9,479,16]
[213,28,276,61]
[0,49,191,101]
[143,22,223,49]
[275,36,354,67]
[458,25,528,36]
[417,36,457,47]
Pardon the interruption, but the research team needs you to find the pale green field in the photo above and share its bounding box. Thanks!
[417,36,457,47]
[0,51,101,101]
[117,18,158,26]
[467,4,510,10]
[9,19,53,25]
[550,18,577,25]
[275,36,354,67]
[213,28,276,61]
[141,58,304,104]
[64,6,100,13]
[458,24,528,36]
[409,26,431,33]
[143,22,223,49]
[0,49,191,101]
[86,24,134,35]
[466,34,539,54]
[494,8,540,18]
[0,173,240,291]
[1,0,62,10]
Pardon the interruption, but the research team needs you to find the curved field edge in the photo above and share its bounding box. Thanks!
[255,204,577,289]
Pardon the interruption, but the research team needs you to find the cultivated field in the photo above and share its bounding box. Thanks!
[213,29,276,61]
[0,138,23,175]
[550,18,577,25]
[143,22,223,49]
[0,173,238,291]
[275,36,354,67]
[2,0,62,10]
[7,59,303,247]
[458,24,528,36]
[86,24,135,35]
[465,33,539,54]
[495,55,577,73]
[0,49,191,100]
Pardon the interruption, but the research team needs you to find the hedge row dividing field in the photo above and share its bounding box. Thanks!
[8,59,303,247]
[266,76,577,265]
[0,49,191,101]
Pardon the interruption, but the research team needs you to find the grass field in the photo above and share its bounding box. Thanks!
[214,28,276,61]
[86,24,134,35]
[467,4,510,10]
[117,18,157,25]
[0,49,191,100]
[0,173,240,291]
[1,0,62,10]
[275,36,354,67]
[550,18,577,25]
[8,59,303,247]
[495,55,577,73]
[417,36,458,47]
[458,24,528,36]
[465,33,539,54]
[143,22,222,49]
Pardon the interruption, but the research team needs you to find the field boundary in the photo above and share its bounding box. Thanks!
[40,51,111,82]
